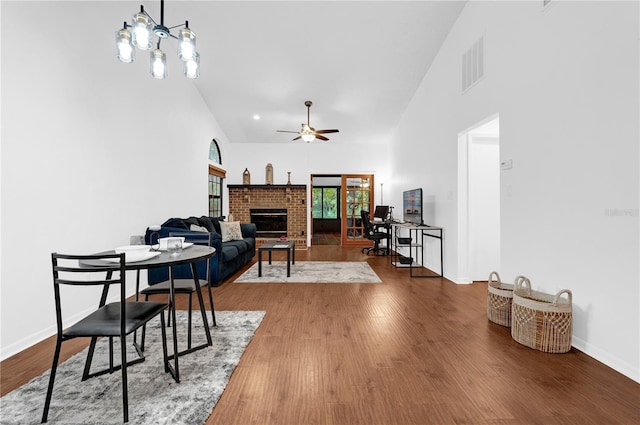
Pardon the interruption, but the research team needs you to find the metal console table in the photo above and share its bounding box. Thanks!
[390,223,443,278]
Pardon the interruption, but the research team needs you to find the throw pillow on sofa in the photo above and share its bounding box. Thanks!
[198,216,223,235]
[190,224,209,232]
[220,221,243,242]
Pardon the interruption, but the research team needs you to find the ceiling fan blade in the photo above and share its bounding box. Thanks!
[315,129,340,134]
[292,136,302,141]
[277,130,300,134]
[315,134,330,141]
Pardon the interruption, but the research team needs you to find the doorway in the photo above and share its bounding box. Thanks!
[457,115,500,282]
[310,174,375,247]
[311,175,341,245]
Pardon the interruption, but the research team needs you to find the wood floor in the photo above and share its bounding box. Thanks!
[2,246,639,424]
[311,231,341,245]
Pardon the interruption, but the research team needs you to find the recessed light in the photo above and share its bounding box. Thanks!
[253,114,260,120]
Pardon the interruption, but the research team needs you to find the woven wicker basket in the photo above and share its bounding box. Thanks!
[487,272,512,327]
[487,273,529,327]
[511,278,573,353]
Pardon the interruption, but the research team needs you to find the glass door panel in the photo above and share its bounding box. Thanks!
[341,175,374,246]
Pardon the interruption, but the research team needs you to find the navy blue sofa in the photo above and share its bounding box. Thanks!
[145,216,256,287]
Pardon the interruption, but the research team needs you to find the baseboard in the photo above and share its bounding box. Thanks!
[571,335,640,383]
[1,326,57,361]
[1,284,145,361]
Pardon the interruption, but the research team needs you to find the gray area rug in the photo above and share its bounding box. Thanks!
[234,261,382,283]
[0,310,265,425]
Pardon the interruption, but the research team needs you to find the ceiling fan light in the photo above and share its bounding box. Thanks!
[301,133,315,143]
[132,12,153,50]
[150,48,167,79]
[177,27,197,61]
[184,52,200,79]
[115,26,135,63]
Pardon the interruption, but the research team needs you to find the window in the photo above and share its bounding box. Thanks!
[208,139,225,217]
[208,172,223,217]
[312,187,339,219]
[209,139,221,164]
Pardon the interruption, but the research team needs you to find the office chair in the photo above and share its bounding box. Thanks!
[140,231,215,353]
[43,253,168,423]
[361,210,388,256]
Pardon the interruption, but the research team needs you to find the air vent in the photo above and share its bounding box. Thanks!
[462,36,485,93]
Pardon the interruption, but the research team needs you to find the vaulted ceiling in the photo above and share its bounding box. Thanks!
[145,1,466,144]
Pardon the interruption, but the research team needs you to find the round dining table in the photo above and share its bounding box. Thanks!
[84,244,217,382]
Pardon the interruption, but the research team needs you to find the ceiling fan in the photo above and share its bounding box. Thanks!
[277,101,339,142]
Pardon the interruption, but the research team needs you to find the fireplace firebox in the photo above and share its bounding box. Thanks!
[250,208,287,238]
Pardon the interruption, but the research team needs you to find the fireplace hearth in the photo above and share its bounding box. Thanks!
[250,208,287,238]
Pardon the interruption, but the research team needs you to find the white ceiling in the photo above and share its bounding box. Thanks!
[145,1,466,144]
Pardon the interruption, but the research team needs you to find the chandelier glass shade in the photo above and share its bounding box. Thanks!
[132,12,153,50]
[184,52,200,79]
[115,27,135,63]
[150,48,167,79]
[115,1,199,79]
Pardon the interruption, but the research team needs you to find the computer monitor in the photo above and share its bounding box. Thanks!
[402,188,423,225]
[373,205,389,220]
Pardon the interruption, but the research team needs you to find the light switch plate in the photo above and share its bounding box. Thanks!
[500,159,513,170]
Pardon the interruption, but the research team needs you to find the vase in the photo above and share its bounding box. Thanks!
[242,168,250,185]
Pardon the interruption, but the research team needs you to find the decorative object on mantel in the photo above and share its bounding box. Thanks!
[242,168,251,185]
[287,172,291,185]
[228,213,234,222]
[265,163,273,185]
[115,0,200,79]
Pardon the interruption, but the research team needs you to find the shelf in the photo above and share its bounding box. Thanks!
[391,261,421,268]
[390,222,444,278]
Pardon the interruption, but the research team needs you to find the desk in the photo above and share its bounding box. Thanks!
[258,240,296,277]
[390,223,444,278]
[85,245,216,382]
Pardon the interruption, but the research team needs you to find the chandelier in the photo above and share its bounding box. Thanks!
[115,0,199,79]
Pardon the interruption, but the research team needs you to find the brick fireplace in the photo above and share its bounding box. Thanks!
[228,184,307,249]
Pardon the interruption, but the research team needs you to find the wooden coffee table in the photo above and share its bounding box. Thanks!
[258,240,296,277]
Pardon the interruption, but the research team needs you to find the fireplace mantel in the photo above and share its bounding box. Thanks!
[227,184,306,189]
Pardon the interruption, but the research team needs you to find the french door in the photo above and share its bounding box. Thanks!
[341,174,374,246]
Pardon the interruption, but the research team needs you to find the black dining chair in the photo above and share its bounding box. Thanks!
[140,231,216,353]
[361,210,388,256]
[42,252,169,423]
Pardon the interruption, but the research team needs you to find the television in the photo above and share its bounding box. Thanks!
[402,188,423,225]
[373,205,389,221]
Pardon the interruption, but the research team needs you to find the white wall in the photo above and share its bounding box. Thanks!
[0,1,228,359]
[389,1,639,381]
[0,1,390,358]
[223,141,390,242]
